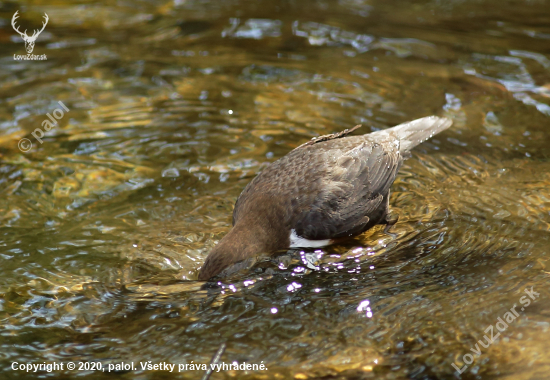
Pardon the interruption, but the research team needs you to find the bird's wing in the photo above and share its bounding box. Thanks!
[293,140,402,240]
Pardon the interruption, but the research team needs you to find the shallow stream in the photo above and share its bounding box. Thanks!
[1,0,549,379]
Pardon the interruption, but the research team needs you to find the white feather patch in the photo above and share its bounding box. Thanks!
[289,229,331,248]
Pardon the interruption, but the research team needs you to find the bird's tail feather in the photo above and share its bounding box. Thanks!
[373,116,453,153]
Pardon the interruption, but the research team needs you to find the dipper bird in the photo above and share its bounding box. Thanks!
[198,116,452,280]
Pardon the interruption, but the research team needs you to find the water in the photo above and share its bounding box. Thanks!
[1,0,549,379]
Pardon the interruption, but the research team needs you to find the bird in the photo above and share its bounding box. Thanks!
[198,116,452,280]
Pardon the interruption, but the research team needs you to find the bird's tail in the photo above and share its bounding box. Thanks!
[373,116,453,153]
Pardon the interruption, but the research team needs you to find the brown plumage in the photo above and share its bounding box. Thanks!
[198,116,452,280]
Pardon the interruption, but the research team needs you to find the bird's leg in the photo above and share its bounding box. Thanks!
[383,213,399,237]
[382,192,399,237]
[385,212,399,226]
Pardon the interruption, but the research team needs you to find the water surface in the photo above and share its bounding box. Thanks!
[1,0,549,379]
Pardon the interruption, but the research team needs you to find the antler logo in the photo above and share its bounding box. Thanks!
[11,11,49,54]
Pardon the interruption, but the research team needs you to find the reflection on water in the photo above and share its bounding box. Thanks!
[1,0,549,379]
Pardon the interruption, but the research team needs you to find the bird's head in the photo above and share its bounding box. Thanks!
[198,207,288,280]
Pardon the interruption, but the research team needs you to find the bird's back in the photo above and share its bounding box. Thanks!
[233,116,452,240]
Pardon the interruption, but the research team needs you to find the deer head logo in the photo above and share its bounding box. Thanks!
[11,11,49,54]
